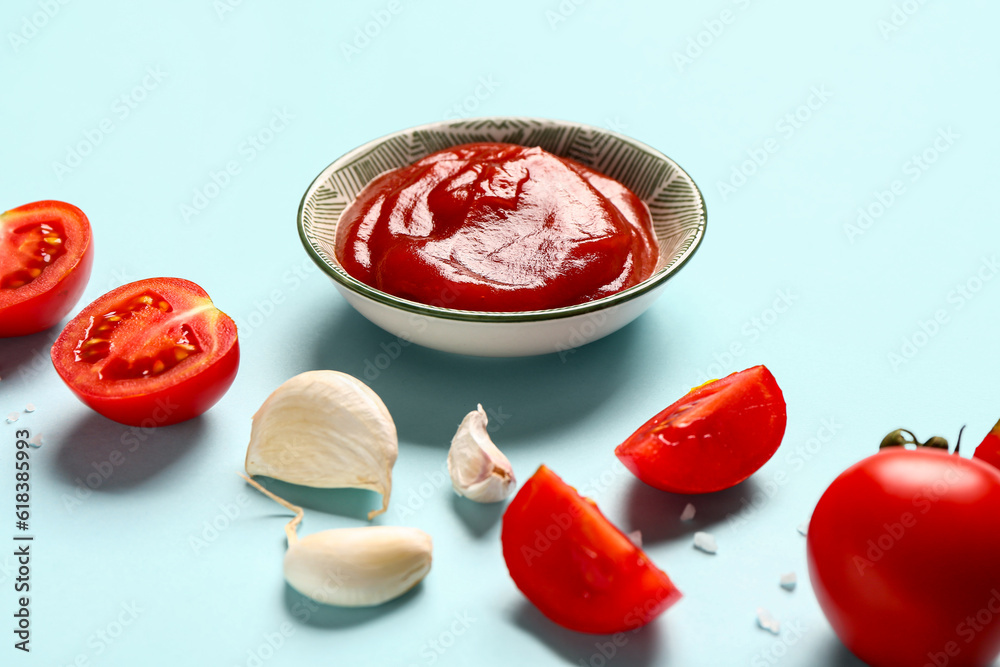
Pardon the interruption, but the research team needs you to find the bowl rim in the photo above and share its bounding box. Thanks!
[297,116,707,324]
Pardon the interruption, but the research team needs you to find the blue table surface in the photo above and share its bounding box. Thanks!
[2,1,999,665]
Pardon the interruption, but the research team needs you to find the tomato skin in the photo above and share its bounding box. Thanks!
[0,201,94,337]
[501,465,681,634]
[50,278,239,426]
[807,449,1000,667]
[974,419,1000,472]
[615,365,786,494]
[67,342,240,427]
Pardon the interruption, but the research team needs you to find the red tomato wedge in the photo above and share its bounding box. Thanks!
[51,278,239,426]
[501,465,681,634]
[974,418,1000,471]
[808,448,1000,667]
[615,365,786,494]
[0,200,94,337]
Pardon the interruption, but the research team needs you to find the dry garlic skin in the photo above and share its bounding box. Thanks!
[283,526,433,607]
[447,405,515,503]
[245,370,398,518]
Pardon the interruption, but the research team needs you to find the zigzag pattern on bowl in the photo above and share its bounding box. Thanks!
[301,118,705,291]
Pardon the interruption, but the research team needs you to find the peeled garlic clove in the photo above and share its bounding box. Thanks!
[246,370,397,519]
[285,526,432,607]
[241,475,432,608]
[447,404,516,503]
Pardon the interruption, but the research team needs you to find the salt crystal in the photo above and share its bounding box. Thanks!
[627,530,643,548]
[680,503,696,521]
[693,531,717,554]
[780,572,797,591]
[796,521,808,536]
[24,403,35,413]
[756,608,780,634]
[6,412,18,424]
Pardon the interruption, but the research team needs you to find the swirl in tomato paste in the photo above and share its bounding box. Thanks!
[334,142,659,312]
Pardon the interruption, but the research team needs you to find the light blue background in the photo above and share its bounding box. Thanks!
[2,0,999,665]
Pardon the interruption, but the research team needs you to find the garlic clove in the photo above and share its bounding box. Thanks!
[241,474,432,608]
[245,370,397,519]
[447,404,516,503]
[284,526,433,607]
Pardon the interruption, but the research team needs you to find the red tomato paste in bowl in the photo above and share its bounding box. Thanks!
[333,142,659,312]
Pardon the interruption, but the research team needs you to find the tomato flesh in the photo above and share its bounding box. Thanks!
[807,449,1000,667]
[974,418,1000,471]
[0,200,94,336]
[615,365,786,494]
[501,465,681,634]
[51,278,239,426]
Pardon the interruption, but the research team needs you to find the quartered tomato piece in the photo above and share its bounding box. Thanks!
[50,278,239,426]
[0,200,94,337]
[501,465,681,634]
[615,365,786,494]
[974,418,1000,471]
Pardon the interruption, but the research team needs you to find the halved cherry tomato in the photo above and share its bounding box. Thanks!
[807,448,1000,667]
[0,200,94,337]
[501,465,681,634]
[615,365,786,494]
[50,278,239,426]
[974,417,1000,471]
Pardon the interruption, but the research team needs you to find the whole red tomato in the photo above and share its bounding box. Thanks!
[0,200,94,337]
[615,365,786,494]
[51,277,239,426]
[807,448,1000,667]
[501,465,682,634]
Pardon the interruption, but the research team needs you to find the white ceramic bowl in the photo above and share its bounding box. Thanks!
[297,117,706,357]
